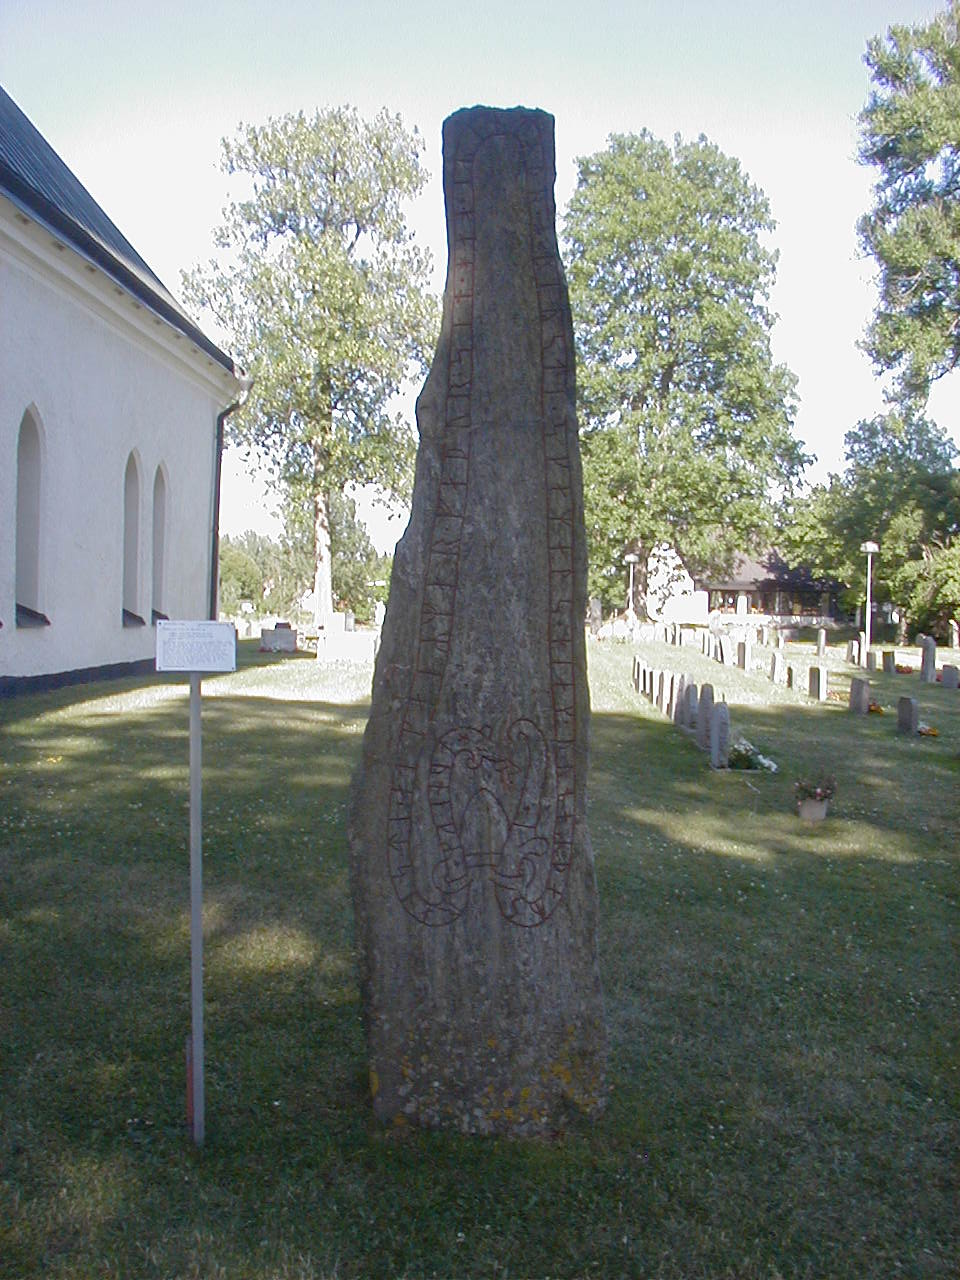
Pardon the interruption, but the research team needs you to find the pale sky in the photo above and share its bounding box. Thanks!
[3,0,957,552]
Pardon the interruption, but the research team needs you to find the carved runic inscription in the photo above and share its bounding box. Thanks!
[349,107,607,1136]
[386,117,577,929]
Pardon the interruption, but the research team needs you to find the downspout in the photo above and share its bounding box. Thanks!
[209,373,253,621]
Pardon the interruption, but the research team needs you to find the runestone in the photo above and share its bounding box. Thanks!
[348,106,607,1135]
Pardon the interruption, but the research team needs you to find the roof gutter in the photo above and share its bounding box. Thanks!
[209,375,254,620]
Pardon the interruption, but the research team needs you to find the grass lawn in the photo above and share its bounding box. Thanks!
[1,638,957,1279]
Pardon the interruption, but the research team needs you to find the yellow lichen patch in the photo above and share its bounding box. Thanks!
[545,1060,574,1087]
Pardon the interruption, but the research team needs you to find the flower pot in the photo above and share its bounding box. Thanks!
[798,797,828,822]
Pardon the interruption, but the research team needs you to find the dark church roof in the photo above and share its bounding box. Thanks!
[0,85,235,376]
[697,551,839,595]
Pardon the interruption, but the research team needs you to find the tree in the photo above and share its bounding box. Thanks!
[283,485,391,623]
[183,107,438,627]
[563,131,806,612]
[858,2,960,405]
[894,542,960,636]
[781,409,960,635]
[218,536,263,616]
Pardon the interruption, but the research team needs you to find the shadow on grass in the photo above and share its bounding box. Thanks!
[1,664,957,1278]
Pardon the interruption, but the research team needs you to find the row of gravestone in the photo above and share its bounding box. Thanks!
[846,633,959,686]
[632,656,730,768]
[847,678,955,736]
[692,628,826,693]
[707,631,831,700]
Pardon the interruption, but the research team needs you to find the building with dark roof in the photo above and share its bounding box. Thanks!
[695,551,841,620]
[1,85,243,692]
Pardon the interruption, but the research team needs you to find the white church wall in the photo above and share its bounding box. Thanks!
[1,206,232,682]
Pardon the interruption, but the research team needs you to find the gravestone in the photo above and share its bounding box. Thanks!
[588,597,602,636]
[348,107,606,1136]
[942,664,959,690]
[866,650,878,672]
[950,619,959,649]
[684,683,698,730]
[808,665,828,701]
[786,664,795,689]
[777,632,786,650]
[696,683,714,749]
[920,636,937,683]
[658,671,672,716]
[858,630,868,667]
[719,636,734,666]
[259,626,297,653]
[846,639,860,665]
[710,701,730,769]
[897,695,919,735]
[849,677,870,714]
[770,651,786,685]
[882,650,897,674]
[737,639,752,671]
[816,628,826,657]
[673,674,687,726]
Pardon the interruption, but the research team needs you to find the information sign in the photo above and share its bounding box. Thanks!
[156,620,236,673]
[154,620,235,1146]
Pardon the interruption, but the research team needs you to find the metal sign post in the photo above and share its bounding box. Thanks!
[156,621,237,1147]
[188,671,205,1144]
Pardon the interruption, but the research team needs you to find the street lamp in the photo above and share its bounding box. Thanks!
[624,552,640,621]
[860,540,879,658]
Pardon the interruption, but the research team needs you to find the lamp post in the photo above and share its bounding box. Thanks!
[860,540,879,657]
[624,553,640,622]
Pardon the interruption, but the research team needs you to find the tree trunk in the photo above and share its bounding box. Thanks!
[629,545,650,620]
[313,439,334,630]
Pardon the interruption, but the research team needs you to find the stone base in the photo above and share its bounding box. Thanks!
[798,797,828,822]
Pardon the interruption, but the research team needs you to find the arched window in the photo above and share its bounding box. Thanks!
[122,451,144,626]
[16,408,49,627]
[152,465,168,623]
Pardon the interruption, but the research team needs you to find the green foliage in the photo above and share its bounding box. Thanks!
[218,537,263,616]
[219,530,311,618]
[564,131,806,612]
[220,492,390,624]
[782,409,960,633]
[283,485,391,623]
[891,542,960,635]
[183,106,438,622]
[859,2,960,404]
